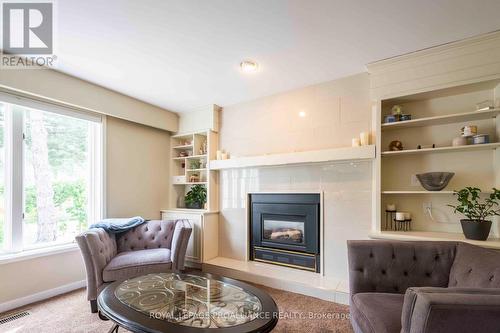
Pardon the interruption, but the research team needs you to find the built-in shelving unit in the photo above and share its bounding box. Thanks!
[169,130,218,211]
[209,145,375,170]
[376,78,500,242]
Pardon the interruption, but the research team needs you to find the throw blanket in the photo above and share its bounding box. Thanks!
[90,216,146,233]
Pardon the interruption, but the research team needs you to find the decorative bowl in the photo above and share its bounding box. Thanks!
[416,172,455,191]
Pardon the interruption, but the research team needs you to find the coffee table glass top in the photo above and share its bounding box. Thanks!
[114,273,263,328]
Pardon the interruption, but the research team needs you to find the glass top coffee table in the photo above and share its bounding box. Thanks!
[98,272,279,333]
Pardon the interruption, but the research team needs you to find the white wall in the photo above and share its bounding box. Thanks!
[217,73,373,282]
[177,105,221,133]
[220,73,371,157]
[0,250,85,308]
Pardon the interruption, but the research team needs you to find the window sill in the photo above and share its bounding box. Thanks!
[0,242,80,265]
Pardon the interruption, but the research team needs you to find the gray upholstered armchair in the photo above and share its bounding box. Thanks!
[348,240,500,333]
[76,219,192,313]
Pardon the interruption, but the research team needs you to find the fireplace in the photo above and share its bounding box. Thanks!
[249,193,320,272]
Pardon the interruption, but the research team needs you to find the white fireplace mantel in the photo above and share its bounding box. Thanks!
[208,145,375,170]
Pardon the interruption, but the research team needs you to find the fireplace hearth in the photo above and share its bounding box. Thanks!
[249,193,320,272]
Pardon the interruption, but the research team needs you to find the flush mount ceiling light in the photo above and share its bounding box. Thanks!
[298,111,306,117]
[240,60,259,73]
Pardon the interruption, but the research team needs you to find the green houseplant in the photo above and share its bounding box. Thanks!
[448,187,500,240]
[185,184,207,209]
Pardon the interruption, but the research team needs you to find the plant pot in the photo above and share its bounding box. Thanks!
[185,202,203,209]
[460,219,492,241]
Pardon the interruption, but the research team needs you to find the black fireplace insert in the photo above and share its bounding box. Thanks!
[249,193,320,272]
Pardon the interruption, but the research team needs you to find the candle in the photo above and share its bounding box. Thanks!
[216,150,222,160]
[352,138,361,147]
[221,152,228,160]
[360,132,370,146]
[386,204,396,211]
[395,212,406,221]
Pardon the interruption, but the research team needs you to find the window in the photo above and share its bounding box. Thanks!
[0,93,103,254]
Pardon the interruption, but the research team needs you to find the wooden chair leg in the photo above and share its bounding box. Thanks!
[90,300,98,313]
[107,323,119,333]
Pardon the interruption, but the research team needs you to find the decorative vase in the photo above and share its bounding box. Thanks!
[460,219,492,241]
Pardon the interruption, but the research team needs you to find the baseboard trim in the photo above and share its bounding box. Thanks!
[0,279,86,314]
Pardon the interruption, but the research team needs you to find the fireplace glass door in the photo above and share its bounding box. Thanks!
[262,215,305,246]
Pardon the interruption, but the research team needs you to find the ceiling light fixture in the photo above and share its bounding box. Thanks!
[240,60,259,73]
[299,111,306,117]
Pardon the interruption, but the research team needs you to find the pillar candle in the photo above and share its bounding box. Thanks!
[360,132,370,146]
[352,138,361,147]
[395,212,406,221]
[386,204,396,211]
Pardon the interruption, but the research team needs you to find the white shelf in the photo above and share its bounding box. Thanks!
[382,190,492,194]
[186,154,207,159]
[173,182,207,185]
[370,230,500,250]
[382,142,500,156]
[161,208,218,214]
[381,108,500,131]
[382,190,455,194]
[186,168,207,172]
[209,145,375,170]
[172,154,207,160]
[173,144,193,149]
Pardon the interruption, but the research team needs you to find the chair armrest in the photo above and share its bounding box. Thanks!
[402,287,500,333]
[347,240,457,295]
[75,229,117,300]
[170,219,192,271]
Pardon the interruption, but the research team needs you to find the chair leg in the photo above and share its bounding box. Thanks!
[90,300,98,313]
[107,323,119,333]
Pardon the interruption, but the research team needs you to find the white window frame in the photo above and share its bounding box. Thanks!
[0,92,104,256]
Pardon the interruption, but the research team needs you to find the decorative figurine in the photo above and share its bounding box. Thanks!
[391,105,403,120]
[389,140,404,151]
[201,140,207,154]
[400,114,412,121]
[384,115,397,123]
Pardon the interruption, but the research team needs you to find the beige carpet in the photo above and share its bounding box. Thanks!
[1,286,353,333]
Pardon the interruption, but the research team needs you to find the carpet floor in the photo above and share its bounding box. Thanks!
[1,286,353,333]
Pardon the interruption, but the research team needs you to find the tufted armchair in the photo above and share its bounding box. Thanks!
[348,240,500,333]
[76,219,191,313]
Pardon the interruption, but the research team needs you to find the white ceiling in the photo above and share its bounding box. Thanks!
[56,0,500,113]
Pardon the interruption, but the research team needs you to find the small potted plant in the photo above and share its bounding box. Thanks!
[184,184,207,209]
[448,187,500,240]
